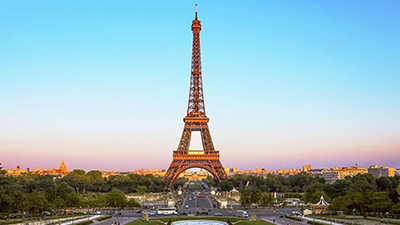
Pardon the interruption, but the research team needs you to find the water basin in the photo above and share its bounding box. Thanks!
[172,220,228,225]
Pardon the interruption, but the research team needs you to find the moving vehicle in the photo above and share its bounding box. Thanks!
[157,207,178,215]
[236,210,249,218]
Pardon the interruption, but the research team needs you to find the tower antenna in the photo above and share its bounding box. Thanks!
[195,4,198,19]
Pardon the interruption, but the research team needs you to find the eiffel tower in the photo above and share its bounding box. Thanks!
[164,5,228,187]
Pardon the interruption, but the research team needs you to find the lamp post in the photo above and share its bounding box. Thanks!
[353,208,356,225]
[386,212,389,224]
[273,209,275,223]
[330,210,332,225]
[87,205,90,223]
[72,207,75,225]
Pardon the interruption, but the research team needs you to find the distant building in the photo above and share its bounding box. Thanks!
[5,165,28,176]
[323,171,339,184]
[368,165,395,178]
[322,166,367,184]
[276,168,301,177]
[181,172,207,181]
[225,167,238,175]
[308,169,325,178]
[59,160,67,173]
[6,160,69,177]
[303,164,311,172]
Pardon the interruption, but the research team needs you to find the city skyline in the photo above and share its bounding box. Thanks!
[1,1,399,171]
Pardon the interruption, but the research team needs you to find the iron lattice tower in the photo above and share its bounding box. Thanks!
[164,5,228,187]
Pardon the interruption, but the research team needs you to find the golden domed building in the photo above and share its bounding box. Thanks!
[59,160,67,174]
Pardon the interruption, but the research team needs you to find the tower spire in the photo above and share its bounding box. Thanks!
[188,4,204,117]
[195,4,198,19]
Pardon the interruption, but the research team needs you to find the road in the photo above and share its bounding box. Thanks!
[179,191,213,215]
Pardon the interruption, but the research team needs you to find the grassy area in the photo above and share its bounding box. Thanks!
[0,214,86,225]
[95,215,112,221]
[125,217,273,225]
[74,220,93,225]
[284,215,303,222]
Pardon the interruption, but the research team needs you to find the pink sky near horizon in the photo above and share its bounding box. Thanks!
[2,137,399,171]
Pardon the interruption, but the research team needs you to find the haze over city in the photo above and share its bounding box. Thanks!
[1,1,399,171]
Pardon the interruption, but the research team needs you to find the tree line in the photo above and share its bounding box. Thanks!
[0,167,165,217]
[209,172,400,218]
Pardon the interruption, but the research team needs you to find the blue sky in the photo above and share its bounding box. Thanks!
[1,1,399,171]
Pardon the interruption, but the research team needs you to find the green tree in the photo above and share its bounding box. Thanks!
[345,192,371,218]
[259,192,274,207]
[63,170,90,193]
[0,163,6,176]
[350,174,377,192]
[136,186,148,195]
[325,179,351,199]
[19,192,49,217]
[56,182,75,199]
[104,189,127,208]
[174,178,189,189]
[391,203,400,215]
[202,175,216,187]
[87,170,103,184]
[220,180,234,191]
[397,184,400,201]
[329,195,350,212]
[304,182,325,203]
[65,192,81,207]
[288,172,313,191]
[127,198,141,208]
[53,196,66,209]
[28,175,57,202]
[376,177,393,192]
[239,186,261,208]
[369,192,393,217]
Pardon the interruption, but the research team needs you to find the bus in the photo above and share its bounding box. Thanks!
[157,207,178,215]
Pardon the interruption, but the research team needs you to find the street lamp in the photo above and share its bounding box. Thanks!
[87,205,91,223]
[273,209,275,223]
[386,212,389,224]
[353,208,356,225]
